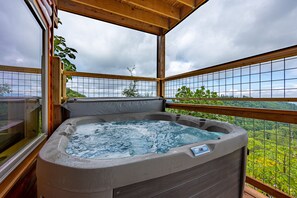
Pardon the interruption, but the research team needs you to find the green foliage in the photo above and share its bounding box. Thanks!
[170,85,297,196]
[54,35,77,73]
[223,98,297,110]
[168,86,232,122]
[54,18,78,80]
[54,19,86,98]
[246,123,297,196]
[0,84,12,96]
[122,66,140,97]
[66,88,86,98]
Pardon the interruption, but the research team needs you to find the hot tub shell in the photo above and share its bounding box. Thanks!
[37,111,247,198]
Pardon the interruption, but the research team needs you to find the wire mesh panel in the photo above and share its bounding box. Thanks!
[237,118,297,197]
[167,106,297,197]
[165,53,297,196]
[0,67,42,167]
[66,76,157,97]
[0,71,41,97]
[165,56,297,99]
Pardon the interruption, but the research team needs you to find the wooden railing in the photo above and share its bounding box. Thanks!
[165,45,297,197]
[2,45,297,197]
[166,45,297,81]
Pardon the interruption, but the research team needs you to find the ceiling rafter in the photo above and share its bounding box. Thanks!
[176,0,195,8]
[122,0,180,21]
[70,0,169,30]
[169,0,207,31]
[58,0,162,35]
[57,0,209,35]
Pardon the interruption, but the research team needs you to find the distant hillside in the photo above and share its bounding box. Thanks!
[66,88,86,98]
[222,100,297,110]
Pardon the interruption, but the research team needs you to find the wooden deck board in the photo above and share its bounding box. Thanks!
[244,186,268,198]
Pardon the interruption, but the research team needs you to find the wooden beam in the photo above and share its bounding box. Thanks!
[165,97,297,102]
[0,65,41,74]
[176,0,195,8]
[157,35,166,97]
[67,0,169,29]
[63,70,158,81]
[58,0,162,35]
[123,0,180,20]
[52,57,63,131]
[61,64,67,99]
[166,45,297,81]
[52,57,62,106]
[166,103,297,124]
[168,0,207,32]
[246,176,291,198]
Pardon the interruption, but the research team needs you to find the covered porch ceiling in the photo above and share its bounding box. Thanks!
[57,0,208,35]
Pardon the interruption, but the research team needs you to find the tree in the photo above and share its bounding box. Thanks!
[66,88,86,98]
[168,86,232,122]
[0,84,12,96]
[54,19,77,77]
[54,19,84,98]
[122,66,140,97]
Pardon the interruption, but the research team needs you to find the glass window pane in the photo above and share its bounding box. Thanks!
[0,0,43,166]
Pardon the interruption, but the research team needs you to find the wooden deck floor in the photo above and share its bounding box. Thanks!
[244,186,267,198]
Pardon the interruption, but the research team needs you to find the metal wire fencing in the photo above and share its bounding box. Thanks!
[165,56,297,99]
[0,69,41,97]
[66,76,157,97]
[237,118,297,197]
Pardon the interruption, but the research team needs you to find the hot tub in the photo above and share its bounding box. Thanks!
[37,111,247,198]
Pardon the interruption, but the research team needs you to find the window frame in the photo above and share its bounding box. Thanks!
[0,0,48,183]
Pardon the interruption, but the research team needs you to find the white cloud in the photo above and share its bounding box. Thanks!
[166,0,297,76]
[56,11,157,77]
[166,61,193,77]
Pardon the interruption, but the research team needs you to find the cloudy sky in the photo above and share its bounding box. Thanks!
[0,0,43,68]
[55,0,297,77]
[0,0,297,77]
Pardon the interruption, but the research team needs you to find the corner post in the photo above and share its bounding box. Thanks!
[51,57,63,132]
[157,35,165,97]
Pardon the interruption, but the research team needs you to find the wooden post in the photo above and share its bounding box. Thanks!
[157,35,165,97]
[51,57,63,132]
[61,63,67,100]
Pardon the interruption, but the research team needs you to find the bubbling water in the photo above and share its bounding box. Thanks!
[65,120,224,159]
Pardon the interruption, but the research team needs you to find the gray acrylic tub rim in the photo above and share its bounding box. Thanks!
[39,112,247,169]
[37,112,247,194]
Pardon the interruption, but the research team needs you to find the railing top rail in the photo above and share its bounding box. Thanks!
[165,45,297,81]
[166,102,297,124]
[63,70,159,81]
[166,97,297,102]
[0,65,41,74]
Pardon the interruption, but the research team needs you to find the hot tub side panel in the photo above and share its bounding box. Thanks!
[113,148,246,198]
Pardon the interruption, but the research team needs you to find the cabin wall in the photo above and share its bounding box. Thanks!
[5,162,37,198]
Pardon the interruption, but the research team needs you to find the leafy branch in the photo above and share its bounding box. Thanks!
[122,66,140,97]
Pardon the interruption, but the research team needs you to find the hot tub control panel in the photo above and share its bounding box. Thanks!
[191,144,210,156]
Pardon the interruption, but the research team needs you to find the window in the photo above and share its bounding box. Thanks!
[0,0,46,180]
